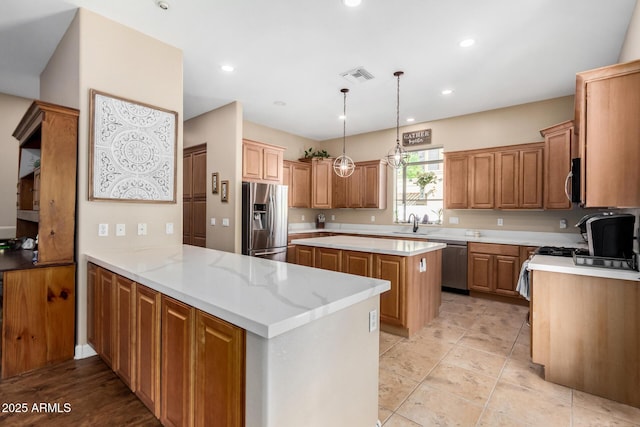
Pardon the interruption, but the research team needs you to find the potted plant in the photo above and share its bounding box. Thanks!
[414,171,438,199]
[302,147,331,160]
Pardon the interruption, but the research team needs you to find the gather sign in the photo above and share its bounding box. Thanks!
[402,128,432,146]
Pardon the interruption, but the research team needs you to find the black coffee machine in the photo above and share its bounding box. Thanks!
[575,213,636,259]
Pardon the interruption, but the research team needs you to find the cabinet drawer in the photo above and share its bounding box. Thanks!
[468,242,520,256]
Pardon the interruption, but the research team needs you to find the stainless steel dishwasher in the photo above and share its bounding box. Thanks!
[429,239,468,294]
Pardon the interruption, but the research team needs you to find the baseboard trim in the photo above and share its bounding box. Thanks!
[75,344,97,359]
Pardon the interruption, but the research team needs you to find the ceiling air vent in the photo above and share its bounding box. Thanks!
[340,67,375,83]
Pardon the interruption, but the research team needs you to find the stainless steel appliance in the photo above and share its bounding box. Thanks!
[242,182,288,262]
[429,239,468,294]
[575,212,635,258]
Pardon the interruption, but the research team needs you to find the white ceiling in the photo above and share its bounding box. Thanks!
[1,0,636,141]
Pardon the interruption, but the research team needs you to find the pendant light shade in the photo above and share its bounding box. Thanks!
[334,88,355,178]
[385,71,408,169]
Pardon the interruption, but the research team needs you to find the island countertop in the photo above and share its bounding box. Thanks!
[291,235,446,256]
[85,245,390,339]
[529,254,640,281]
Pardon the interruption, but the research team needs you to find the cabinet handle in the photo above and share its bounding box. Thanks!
[564,170,572,202]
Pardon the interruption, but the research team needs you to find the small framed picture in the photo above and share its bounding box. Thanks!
[221,180,229,202]
[212,172,219,194]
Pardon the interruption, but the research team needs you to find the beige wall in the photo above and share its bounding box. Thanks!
[317,96,597,232]
[39,8,183,350]
[620,0,640,62]
[0,93,32,238]
[184,102,243,253]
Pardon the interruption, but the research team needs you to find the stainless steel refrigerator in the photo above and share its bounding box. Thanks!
[242,182,288,262]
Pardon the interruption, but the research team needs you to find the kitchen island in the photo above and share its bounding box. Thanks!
[291,235,446,337]
[86,245,390,427]
[528,255,640,409]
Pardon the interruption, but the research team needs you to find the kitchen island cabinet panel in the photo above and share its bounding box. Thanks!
[314,247,342,272]
[135,284,161,417]
[376,254,406,328]
[161,296,194,427]
[342,250,373,277]
[531,269,640,408]
[195,311,245,427]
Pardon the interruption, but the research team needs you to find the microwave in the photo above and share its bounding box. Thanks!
[569,158,581,203]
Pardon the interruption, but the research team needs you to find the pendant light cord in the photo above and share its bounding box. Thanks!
[343,89,347,155]
[396,72,400,145]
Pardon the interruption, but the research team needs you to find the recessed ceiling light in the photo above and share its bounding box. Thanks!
[406,117,415,122]
[221,65,234,72]
[441,89,454,95]
[342,0,362,7]
[274,101,286,106]
[156,0,169,10]
[459,39,475,48]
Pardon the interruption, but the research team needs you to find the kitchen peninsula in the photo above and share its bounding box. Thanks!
[86,245,390,427]
[291,235,446,337]
[529,255,640,409]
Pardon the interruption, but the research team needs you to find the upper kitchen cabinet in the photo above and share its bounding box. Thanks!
[444,154,468,209]
[540,121,574,210]
[333,164,363,208]
[495,144,543,209]
[283,160,311,208]
[242,139,285,184]
[310,158,333,209]
[575,59,640,208]
[361,160,387,209]
[469,152,495,209]
[12,100,78,265]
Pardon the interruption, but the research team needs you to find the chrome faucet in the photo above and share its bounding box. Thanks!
[407,213,418,233]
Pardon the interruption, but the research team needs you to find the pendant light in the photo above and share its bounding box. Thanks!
[385,71,408,168]
[334,88,355,178]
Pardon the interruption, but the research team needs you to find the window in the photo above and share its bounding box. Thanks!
[393,147,444,224]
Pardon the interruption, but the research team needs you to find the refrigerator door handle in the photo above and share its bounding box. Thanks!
[252,249,284,257]
[268,191,275,240]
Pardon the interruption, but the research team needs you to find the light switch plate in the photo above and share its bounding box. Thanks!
[222,218,230,227]
[137,223,147,235]
[210,218,216,226]
[449,216,459,224]
[115,223,125,236]
[165,222,174,234]
[497,218,504,226]
[98,223,109,237]
[369,310,378,332]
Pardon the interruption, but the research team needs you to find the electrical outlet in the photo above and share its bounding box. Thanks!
[497,218,504,226]
[449,216,459,224]
[331,214,335,221]
[419,258,427,272]
[137,223,147,235]
[371,215,376,222]
[560,219,567,229]
[115,223,125,236]
[98,223,109,237]
[301,215,305,221]
[165,222,174,234]
[210,218,216,226]
[369,310,378,332]
[222,218,230,227]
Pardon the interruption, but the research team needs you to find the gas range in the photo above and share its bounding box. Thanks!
[534,246,577,257]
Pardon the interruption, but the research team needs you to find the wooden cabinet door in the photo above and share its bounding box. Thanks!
[97,267,115,368]
[542,122,573,209]
[495,150,519,209]
[161,296,194,427]
[587,73,640,207]
[262,146,283,183]
[362,161,386,209]
[376,254,406,327]
[342,251,373,277]
[1,265,75,379]
[32,169,40,211]
[312,158,332,208]
[520,246,537,266]
[87,263,97,349]
[195,311,245,427]
[314,247,342,271]
[494,255,520,297]
[469,152,494,208]
[291,162,311,208]
[332,171,347,208]
[135,284,161,417]
[295,246,315,267]
[519,146,543,208]
[444,154,468,209]
[348,165,364,208]
[468,253,493,292]
[115,275,135,389]
[242,142,263,181]
[184,144,207,247]
[283,161,292,206]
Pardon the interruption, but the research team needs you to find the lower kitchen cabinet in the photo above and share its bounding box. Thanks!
[314,247,342,271]
[88,263,246,427]
[342,250,373,277]
[468,242,523,301]
[1,264,75,379]
[376,254,406,328]
[161,296,194,427]
[195,311,246,427]
[135,284,161,417]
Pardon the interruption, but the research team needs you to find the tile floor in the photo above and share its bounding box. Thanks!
[378,291,640,426]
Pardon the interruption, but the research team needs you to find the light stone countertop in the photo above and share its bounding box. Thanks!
[85,245,390,339]
[291,235,446,256]
[528,255,640,281]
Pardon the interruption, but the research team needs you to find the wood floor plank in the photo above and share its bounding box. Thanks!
[0,356,161,426]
